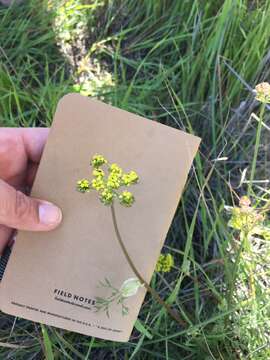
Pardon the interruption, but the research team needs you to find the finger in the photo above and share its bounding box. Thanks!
[0,225,13,255]
[0,128,27,182]
[0,179,62,231]
[0,128,49,177]
[25,162,38,187]
[0,127,49,188]
[20,128,49,163]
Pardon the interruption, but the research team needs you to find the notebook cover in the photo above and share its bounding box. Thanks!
[0,94,200,341]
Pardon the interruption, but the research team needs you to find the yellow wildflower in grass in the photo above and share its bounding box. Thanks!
[254,82,270,104]
[156,253,174,273]
[229,196,264,234]
[239,195,251,208]
[77,154,139,207]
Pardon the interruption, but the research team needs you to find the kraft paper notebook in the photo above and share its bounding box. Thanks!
[0,94,200,342]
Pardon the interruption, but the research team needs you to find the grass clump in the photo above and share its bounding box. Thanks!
[1,0,270,359]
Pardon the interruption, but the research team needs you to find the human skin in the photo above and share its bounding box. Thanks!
[0,128,62,255]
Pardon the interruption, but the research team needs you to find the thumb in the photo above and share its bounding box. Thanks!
[0,179,62,231]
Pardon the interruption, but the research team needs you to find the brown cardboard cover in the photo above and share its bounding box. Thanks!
[0,94,200,341]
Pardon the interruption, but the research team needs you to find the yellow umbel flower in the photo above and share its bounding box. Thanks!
[93,169,105,178]
[122,171,139,186]
[109,163,123,175]
[100,188,114,205]
[119,191,134,207]
[107,172,121,189]
[156,254,174,273]
[239,195,251,208]
[229,196,264,234]
[77,154,139,207]
[77,179,90,193]
[91,178,105,191]
[254,82,270,104]
[91,154,107,168]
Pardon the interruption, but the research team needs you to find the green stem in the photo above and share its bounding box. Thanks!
[225,231,245,327]
[110,204,186,327]
[248,104,266,195]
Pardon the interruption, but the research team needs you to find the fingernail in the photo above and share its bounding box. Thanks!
[39,202,62,226]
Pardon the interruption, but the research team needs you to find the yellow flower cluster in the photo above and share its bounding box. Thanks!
[107,173,121,189]
[93,169,105,178]
[100,188,114,205]
[254,82,270,104]
[109,163,122,175]
[122,171,139,186]
[77,154,139,207]
[229,196,264,234]
[91,177,104,191]
[91,154,107,168]
[119,191,134,207]
[155,253,174,273]
[76,179,90,192]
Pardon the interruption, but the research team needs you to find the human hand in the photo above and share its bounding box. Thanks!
[0,128,62,254]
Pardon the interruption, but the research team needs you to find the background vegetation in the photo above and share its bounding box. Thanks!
[0,0,270,358]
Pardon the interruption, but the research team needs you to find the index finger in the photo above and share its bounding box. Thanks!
[0,128,49,165]
[20,128,50,163]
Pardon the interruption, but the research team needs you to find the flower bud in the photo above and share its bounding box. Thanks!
[239,196,251,208]
[120,278,142,297]
[254,82,270,103]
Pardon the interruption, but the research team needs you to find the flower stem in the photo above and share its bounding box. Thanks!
[110,204,186,327]
[248,104,266,196]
